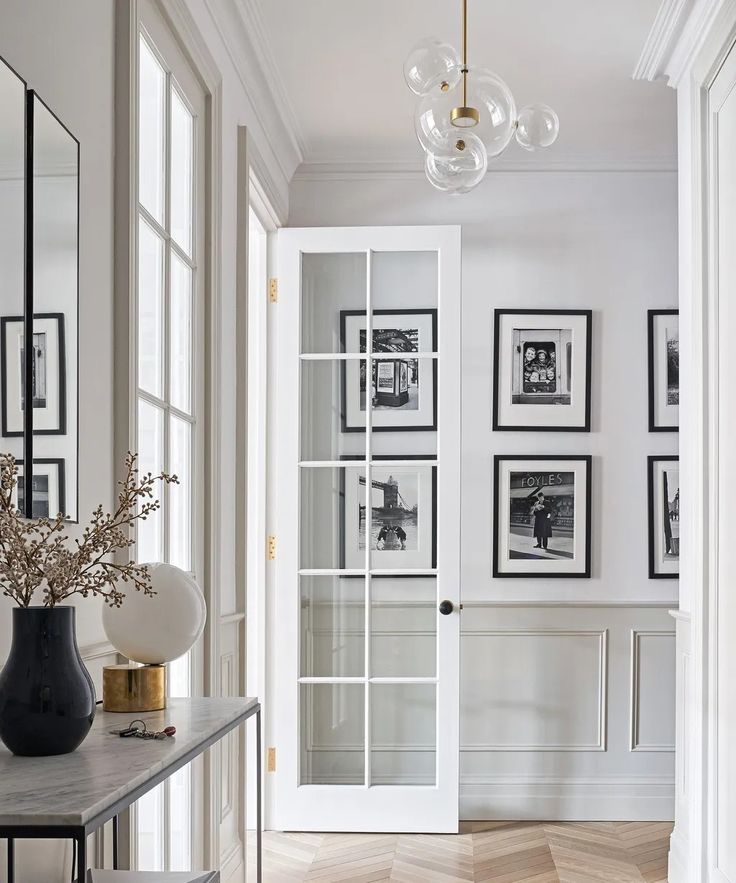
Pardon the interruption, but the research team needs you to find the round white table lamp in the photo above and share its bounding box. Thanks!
[101,562,206,712]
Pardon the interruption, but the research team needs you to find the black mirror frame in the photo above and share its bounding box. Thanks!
[22,90,80,521]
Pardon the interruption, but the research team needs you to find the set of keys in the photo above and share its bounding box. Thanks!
[110,719,176,740]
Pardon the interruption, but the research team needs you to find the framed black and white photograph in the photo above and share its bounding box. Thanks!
[493,455,592,578]
[648,309,678,432]
[340,309,437,432]
[341,455,437,570]
[1,313,66,437]
[12,458,65,519]
[648,455,679,578]
[493,309,592,431]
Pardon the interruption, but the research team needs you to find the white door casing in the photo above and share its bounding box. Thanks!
[710,40,736,883]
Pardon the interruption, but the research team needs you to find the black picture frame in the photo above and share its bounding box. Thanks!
[647,455,679,579]
[493,454,592,578]
[339,454,437,571]
[1,312,67,438]
[339,308,438,433]
[492,308,592,432]
[648,309,679,433]
[14,458,66,519]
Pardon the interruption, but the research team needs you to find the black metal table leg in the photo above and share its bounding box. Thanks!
[76,833,86,883]
[112,814,118,870]
[256,706,262,883]
[7,837,14,883]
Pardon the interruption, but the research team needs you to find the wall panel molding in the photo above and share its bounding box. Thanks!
[630,630,677,752]
[462,629,608,752]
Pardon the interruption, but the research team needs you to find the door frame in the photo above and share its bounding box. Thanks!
[635,4,736,880]
[269,224,462,833]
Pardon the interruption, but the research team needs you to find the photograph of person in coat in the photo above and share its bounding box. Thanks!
[529,489,553,550]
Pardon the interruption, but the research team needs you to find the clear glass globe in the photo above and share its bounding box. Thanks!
[403,37,461,96]
[415,84,458,151]
[471,68,517,158]
[416,70,516,159]
[515,103,560,151]
[425,131,488,194]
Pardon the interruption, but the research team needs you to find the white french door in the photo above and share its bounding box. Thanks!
[272,225,461,832]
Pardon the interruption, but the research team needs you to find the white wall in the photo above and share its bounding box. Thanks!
[289,169,679,818]
[0,1,290,880]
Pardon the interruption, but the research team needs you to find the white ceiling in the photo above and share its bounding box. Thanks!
[253,0,676,170]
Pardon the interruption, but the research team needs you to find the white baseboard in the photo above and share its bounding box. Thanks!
[220,840,244,883]
[666,827,689,883]
[460,776,675,821]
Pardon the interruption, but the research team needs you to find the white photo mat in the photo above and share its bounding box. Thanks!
[341,310,436,431]
[494,457,590,576]
[649,458,679,577]
[649,311,679,430]
[342,462,436,569]
[2,314,64,435]
[495,311,590,430]
[12,459,65,518]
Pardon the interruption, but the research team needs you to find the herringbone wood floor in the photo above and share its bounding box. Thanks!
[247,821,672,882]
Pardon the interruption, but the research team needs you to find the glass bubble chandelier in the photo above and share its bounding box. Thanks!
[404,0,560,193]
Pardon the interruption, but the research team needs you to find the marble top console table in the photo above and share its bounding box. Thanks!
[0,697,261,882]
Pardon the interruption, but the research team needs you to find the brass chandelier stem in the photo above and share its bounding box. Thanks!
[462,0,468,105]
[451,0,479,128]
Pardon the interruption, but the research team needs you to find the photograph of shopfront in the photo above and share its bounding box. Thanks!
[508,470,575,560]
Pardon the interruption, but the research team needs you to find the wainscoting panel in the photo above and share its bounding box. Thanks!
[459,606,675,821]
[630,630,676,751]
[462,629,607,751]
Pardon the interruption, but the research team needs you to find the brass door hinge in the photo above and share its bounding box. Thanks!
[267,535,276,560]
[268,277,278,303]
[267,747,276,772]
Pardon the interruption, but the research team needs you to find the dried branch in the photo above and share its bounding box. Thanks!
[0,452,177,608]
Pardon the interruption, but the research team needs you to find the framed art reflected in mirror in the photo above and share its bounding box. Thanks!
[1,313,66,437]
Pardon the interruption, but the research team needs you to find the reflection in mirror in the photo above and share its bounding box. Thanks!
[31,93,78,520]
[0,56,26,503]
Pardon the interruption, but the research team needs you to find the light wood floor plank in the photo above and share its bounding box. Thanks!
[247,821,673,882]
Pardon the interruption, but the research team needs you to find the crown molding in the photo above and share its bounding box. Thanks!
[633,0,693,82]
[292,154,678,182]
[202,0,303,217]
[233,0,310,159]
[633,0,736,85]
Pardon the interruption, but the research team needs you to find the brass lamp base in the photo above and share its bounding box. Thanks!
[103,664,166,712]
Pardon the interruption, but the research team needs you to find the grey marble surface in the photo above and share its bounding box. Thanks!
[0,697,259,828]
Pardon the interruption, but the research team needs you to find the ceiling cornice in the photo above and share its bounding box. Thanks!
[633,0,734,85]
[233,0,310,160]
[293,155,678,183]
[202,0,304,208]
[633,0,693,81]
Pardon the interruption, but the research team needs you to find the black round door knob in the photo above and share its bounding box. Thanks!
[438,600,454,616]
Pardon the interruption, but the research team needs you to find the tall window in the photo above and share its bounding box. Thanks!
[135,14,205,871]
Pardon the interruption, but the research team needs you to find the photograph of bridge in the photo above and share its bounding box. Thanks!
[358,470,418,552]
[341,459,437,570]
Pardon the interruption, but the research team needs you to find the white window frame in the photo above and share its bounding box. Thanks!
[113,0,224,873]
[135,12,206,873]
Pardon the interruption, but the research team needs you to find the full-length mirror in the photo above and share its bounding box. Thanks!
[0,56,27,508]
[29,92,79,520]
[0,62,79,521]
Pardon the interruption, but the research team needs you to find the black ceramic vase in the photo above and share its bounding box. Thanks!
[0,606,96,756]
